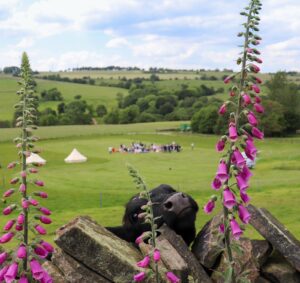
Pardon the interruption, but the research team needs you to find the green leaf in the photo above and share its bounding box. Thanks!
[224,267,233,283]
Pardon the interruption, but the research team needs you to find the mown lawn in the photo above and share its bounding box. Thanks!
[0,122,299,246]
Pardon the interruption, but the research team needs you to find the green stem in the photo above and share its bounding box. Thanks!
[21,91,29,272]
[223,2,256,282]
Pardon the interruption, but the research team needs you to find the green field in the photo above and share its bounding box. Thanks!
[0,75,127,121]
[0,122,299,245]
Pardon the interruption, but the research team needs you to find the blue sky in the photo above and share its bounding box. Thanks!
[0,0,299,72]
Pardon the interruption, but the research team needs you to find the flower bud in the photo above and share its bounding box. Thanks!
[4,220,15,231]
[20,171,27,178]
[15,224,23,231]
[34,225,47,235]
[204,199,215,214]
[10,177,19,185]
[17,245,27,259]
[39,207,52,215]
[3,205,16,215]
[34,246,48,258]
[136,256,150,268]
[218,104,226,115]
[3,189,15,198]
[38,216,52,225]
[22,199,29,209]
[29,199,39,206]
[17,213,25,225]
[7,162,16,169]
[34,191,48,198]
[0,252,8,265]
[153,249,161,262]
[40,240,54,253]
[29,168,38,174]
[19,183,26,193]
[0,232,14,243]
[34,180,44,187]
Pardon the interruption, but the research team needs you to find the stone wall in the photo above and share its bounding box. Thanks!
[44,205,300,283]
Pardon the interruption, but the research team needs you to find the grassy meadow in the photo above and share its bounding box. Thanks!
[0,122,300,246]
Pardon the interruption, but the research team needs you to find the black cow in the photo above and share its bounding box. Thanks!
[106,184,199,246]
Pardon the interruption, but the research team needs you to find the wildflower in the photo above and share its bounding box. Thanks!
[3,189,15,198]
[204,199,215,214]
[40,240,54,253]
[240,165,253,182]
[229,123,238,142]
[153,249,161,262]
[166,272,180,283]
[40,271,52,283]
[218,104,226,115]
[4,262,18,283]
[0,252,8,265]
[15,224,23,231]
[10,177,19,185]
[238,205,251,224]
[29,168,38,173]
[19,184,26,193]
[29,199,39,206]
[133,272,146,282]
[216,161,229,182]
[30,259,45,280]
[22,199,29,209]
[17,245,27,259]
[242,94,251,105]
[254,103,264,113]
[247,111,258,126]
[230,219,243,240]
[0,266,9,281]
[4,220,15,231]
[223,188,236,209]
[211,177,222,190]
[236,174,249,191]
[34,180,44,187]
[252,127,264,139]
[3,205,16,215]
[35,225,47,235]
[19,275,29,283]
[7,162,16,169]
[20,171,27,178]
[34,246,48,258]
[39,216,52,225]
[255,77,262,84]
[216,139,226,152]
[219,223,225,233]
[224,76,231,84]
[17,213,25,225]
[34,192,48,198]
[240,190,251,203]
[233,149,245,168]
[252,84,260,93]
[250,64,260,73]
[137,256,150,268]
[39,207,52,215]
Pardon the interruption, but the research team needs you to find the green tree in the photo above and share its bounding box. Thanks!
[191,105,219,133]
[96,104,107,117]
[119,105,140,124]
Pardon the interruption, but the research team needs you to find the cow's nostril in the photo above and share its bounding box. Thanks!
[164,201,173,210]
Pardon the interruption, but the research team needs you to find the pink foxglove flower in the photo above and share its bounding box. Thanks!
[22,199,29,209]
[229,123,238,142]
[40,240,54,253]
[3,189,14,198]
[240,165,253,182]
[250,64,260,73]
[34,246,48,258]
[166,272,180,283]
[34,180,44,187]
[10,177,19,184]
[17,245,27,259]
[34,192,48,198]
[135,235,143,245]
[252,84,260,93]
[223,76,231,84]
[240,190,251,203]
[254,95,262,103]
[153,249,161,262]
[211,177,222,190]
[204,200,215,214]
[133,272,146,282]
[4,262,18,283]
[238,205,251,224]
[40,271,52,283]
[252,127,264,139]
[230,219,243,240]
[29,168,38,173]
[39,207,52,215]
[19,275,29,283]
[233,149,245,168]
[254,103,264,113]
[247,111,258,126]
[242,94,251,105]
[236,174,249,191]
[0,252,8,265]
[17,213,25,225]
[39,216,52,224]
[0,266,9,281]
[218,104,226,115]
[219,223,225,233]
[4,220,15,231]
[255,77,262,84]
[19,184,26,193]
[15,224,23,231]
[30,259,45,280]
[216,139,225,152]
[3,205,15,215]
[20,171,27,178]
[245,139,257,160]
[223,188,236,209]
[35,225,47,235]
[216,161,228,182]
[136,256,150,268]
[29,199,39,206]
[7,162,16,169]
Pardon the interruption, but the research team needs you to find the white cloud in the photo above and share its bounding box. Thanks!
[106,37,129,48]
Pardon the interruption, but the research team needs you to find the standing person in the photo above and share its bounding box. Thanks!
[191,143,194,150]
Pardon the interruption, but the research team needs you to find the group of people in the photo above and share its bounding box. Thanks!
[108,142,182,154]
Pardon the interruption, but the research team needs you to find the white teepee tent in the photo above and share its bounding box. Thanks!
[64,148,87,163]
[26,153,47,165]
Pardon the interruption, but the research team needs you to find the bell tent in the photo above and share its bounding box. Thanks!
[64,148,87,163]
[26,153,47,165]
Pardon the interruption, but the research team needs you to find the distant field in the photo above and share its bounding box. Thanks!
[0,76,128,121]
[0,122,299,244]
